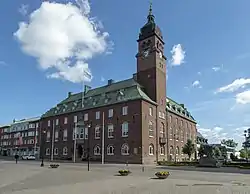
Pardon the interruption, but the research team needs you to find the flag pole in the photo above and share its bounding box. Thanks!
[101,111,105,164]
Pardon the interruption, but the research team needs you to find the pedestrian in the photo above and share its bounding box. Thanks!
[14,154,19,164]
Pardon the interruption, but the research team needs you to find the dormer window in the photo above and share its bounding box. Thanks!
[105,98,108,103]
[93,101,96,106]
[55,110,57,114]
[172,105,176,110]
[73,102,77,107]
[63,109,66,112]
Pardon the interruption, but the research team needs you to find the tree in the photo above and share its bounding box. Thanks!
[239,149,250,159]
[221,139,238,149]
[182,139,195,160]
[198,144,205,158]
[213,146,221,158]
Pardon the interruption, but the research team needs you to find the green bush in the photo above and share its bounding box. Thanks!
[157,161,198,166]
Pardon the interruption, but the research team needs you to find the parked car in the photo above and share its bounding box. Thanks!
[21,155,36,160]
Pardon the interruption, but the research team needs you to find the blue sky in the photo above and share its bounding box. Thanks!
[0,0,250,148]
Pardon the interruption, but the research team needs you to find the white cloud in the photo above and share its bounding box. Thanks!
[100,76,105,82]
[170,44,185,66]
[0,61,7,66]
[235,90,250,104]
[18,4,29,16]
[197,72,201,75]
[14,1,113,83]
[216,78,250,93]
[192,80,202,88]
[212,67,220,72]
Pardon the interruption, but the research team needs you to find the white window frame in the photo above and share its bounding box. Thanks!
[84,127,88,139]
[149,121,153,137]
[54,148,58,155]
[149,107,153,116]
[122,122,128,137]
[55,130,59,142]
[64,117,68,124]
[63,147,68,155]
[96,111,100,120]
[74,115,78,123]
[84,113,88,121]
[107,145,114,155]
[46,131,50,142]
[160,146,165,155]
[56,119,59,126]
[46,148,50,155]
[79,128,84,139]
[108,124,114,138]
[108,109,113,118]
[122,106,128,115]
[63,129,67,141]
[121,143,129,156]
[95,126,100,139]
[48,120,51,127]
[94,145,101,155]
[149,144,154,155]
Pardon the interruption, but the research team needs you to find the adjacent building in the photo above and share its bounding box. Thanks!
[40,5,197,164]
[196,132,208,159]
[0,117,40,157]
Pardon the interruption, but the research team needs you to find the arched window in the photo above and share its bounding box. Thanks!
[176,146,180,155]
[54,148,58,155]
[121,143,129,155]
[160,145,165,155]
[94,145,101,155]
[63,147,68,155]
[181,130,184,141]
[107,145,114,155]
[46,148,50,155]
[169,146,173,155]
[149,121,153,137]
[149,144,154,155]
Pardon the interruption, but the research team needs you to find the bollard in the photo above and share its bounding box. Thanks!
[142,166,145,172]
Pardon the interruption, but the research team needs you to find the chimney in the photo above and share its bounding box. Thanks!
[13,119,16,123]
[68,92,72,98]
[108,79,115,85]
[180,104,185,108]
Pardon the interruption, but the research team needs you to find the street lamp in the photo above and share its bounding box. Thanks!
[40,130,46,167]
[87,122,92,171]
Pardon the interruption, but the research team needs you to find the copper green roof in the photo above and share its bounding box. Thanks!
[42,78,196,123]
[42,78,156,118]
[166,97,196,123]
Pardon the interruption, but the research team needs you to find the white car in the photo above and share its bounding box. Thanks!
[22,155,36,160]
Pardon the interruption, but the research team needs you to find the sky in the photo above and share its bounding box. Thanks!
[0,0,250,149]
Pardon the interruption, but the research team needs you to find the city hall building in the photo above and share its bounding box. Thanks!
[40,5,197,164]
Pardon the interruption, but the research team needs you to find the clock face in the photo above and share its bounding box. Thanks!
[143,49,149,58]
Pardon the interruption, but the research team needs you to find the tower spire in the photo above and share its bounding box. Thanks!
[147,0,155,23]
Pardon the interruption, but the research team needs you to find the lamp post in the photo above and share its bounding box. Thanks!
[40,130,46,167]
[87,122,92,171]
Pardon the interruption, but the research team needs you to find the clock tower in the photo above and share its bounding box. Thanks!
[136,3,167,108]
[136,3,167,162]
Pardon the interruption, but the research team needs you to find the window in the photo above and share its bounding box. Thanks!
[84,113,88,121]
[122,106,128,115]
[64,117,68,124]
[149,107,153,116]
[149,144,154,155]
[181,130,184,141]
[46,131,50,142]
[46,148,50,155]
[48,120,51,127]
[169,116,172,123]
[29,123,35,128]
[160,122,165,138]
[176,146,180,155]
[108,109,113,118]
[56,119,59,125]
[95,126,100,139]
[36,123,39,128]
[96,111,100,120]
[160,145,165,155]
[54,148,58,155]
[74,115,78,123]
[108,124,114,138]
[80,128,84,139]
[107,145,114,155]
[55,130,59,142]
[169,146,174,155]
[63,147,68,155]
[149,121,153,137]
[121,143,129,155]
[63,129,67,141]
[94,145,101,155]
[122,122,128,137]
[84,127,88,139]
